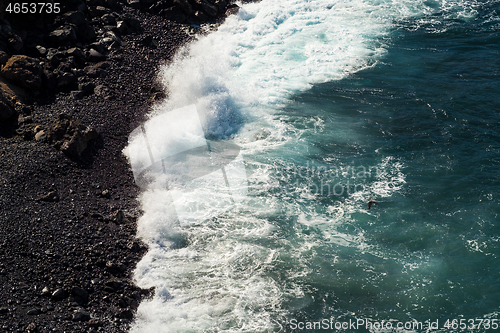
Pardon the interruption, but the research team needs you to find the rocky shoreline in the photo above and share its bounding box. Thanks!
[0,1,240,332]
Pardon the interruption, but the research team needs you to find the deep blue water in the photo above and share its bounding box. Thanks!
[280,3,500,329]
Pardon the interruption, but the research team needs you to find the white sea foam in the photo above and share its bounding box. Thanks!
[126,0,465,331]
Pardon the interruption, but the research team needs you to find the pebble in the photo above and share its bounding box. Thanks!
[26,308,40,315]
[72,286,89,301]
[40,286,50,296]
[72,308,91,322]
[51,288,66,301]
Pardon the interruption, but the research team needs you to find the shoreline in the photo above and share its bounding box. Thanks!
[0,1,236,331]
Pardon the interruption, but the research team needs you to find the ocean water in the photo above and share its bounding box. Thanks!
[124,0,500,332]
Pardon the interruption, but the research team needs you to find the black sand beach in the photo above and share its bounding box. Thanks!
[0,1,237,331]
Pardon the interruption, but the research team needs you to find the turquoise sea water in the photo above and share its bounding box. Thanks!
[126,0,500,331]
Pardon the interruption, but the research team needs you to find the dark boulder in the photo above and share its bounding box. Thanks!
[0,51,9,65]
[162,7,187,22]
[51,288,67,301]
[121,14,142,31]
[67,47,85,58]
[128,0,142,9]
[72,309,91,322]
[102,13,117,26]
[89,6,111,18]
[174,0,194,16]
[1,55,42,89]
[49,25,78,43]
[193,0,218,17]
[64,11,87,26]
[7,31,24,52]
[46,113,99,158]
[72,286,89,302]
[56,72,78,88]
[0,97,14,121]
[226,3,239,16]
[86,49,106,62]
[76,22,97,41]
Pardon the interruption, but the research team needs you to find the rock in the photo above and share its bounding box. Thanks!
[49,25,78,42]
[215,0,228,12]
[76,22,96,41]
[0,98,14,121]
[40,286,51,296]
[25,322,37,332]
[113,210,126,223]
[34,129,47,141]
[226,4,239,16]
[7,32,23,51]
[106,261,126,274]
[105,279,124,291]
[60,128,98,157]
[38,190,59,203]
[89,42,106,54]
[118,298,127,308]
[162,7,187,22]
[35,46,47,56]
[122,14,141,31]
[119,309,133,319]
[194,10,209,22]
[51,288,66,301]
[128,0,142,9]
[141,0,157,7]
[0,51,9,65]
[27,308,40,315]
[105,31,123,46]
[127,240,141,252]
[89,6,110,18]
[72,308,90,322]
[0,77,27,121]
[88,318,102,327]
[71,90,86,100]
[84,65,106,78]
[57,72,77,88]
[46,113,99,158]
[1,55,42,89]
[78,82,95,93]
[72,286,89,302]
[91,212,103,220]
[64,11,86,26]
[94,84,113,99]
[67,47,85,58]
[100,189,111,198]
[194,0,218,17]
[116,21,129,34]
[45,48,62,66]
[87,49,106,62]
[18,115,32,125]
[104,0,119,8]
[141,35,158,48]
[102,13,117,26]
[174,0,194,15]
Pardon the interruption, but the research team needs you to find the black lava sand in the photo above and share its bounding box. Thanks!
[0,10,192,333]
